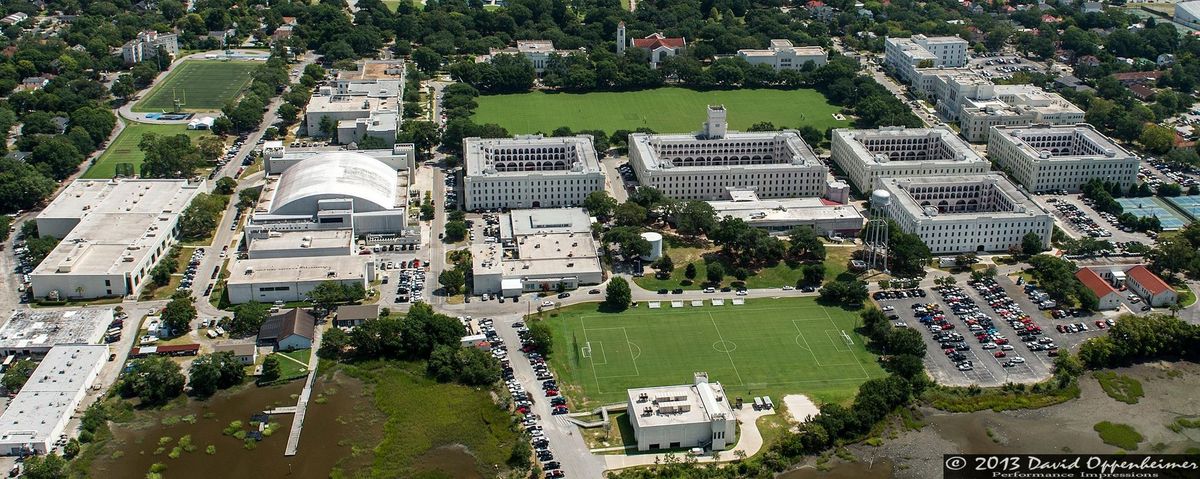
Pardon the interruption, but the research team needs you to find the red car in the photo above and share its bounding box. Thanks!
[545,389,559,397]
[994,351,1006,358]
[1048,348,1060,357]
[1095,320,1107,329]
[995,338,1009,345]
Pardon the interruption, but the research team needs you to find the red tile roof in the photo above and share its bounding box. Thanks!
[1076,268,1118,298]
[1128,84,1155,99]
[1126,265,1172,295]
[1111,70,1163,82]
[632,33,685,50]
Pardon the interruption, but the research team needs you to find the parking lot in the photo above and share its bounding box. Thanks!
[1034,194,1156,245]
[967,55,1047,80]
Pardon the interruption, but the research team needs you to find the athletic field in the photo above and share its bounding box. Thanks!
[542,297,883,409]
[472,87,849,135]
[83,122,211,179]
[133,60,259,112]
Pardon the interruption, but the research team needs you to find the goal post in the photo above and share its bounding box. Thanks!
[581,341,592,359]
[840,330,854,346]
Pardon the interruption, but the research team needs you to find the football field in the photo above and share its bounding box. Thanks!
[543,298,884,408]
[133,60,259,112]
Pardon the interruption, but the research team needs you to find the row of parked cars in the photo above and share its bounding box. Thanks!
[1147,159,1199,188]
[515,321,568,478]
[873,289,927,301]
[394,268,424,303]
[1047,198,1111,238]
[179,248,206,293]
[969,279,1053,363]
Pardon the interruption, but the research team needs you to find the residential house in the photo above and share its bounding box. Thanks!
[213,342,258,365]
[258,308,316,351]
[1110,70,1163,86]
[1128,83,1155,101]
[335,304,378,328]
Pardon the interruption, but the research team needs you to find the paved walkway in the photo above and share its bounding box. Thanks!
[602,407,776,470]
[284,326,323,456]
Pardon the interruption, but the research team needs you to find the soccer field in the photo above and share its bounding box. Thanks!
[82,122,211,179]
[542,298,883,409]
[472,87,849,135]
[133,60,259,112]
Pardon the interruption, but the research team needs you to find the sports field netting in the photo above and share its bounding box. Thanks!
[1115,197,1189,230]
[544,298,884,407]
[1165,195,1200,222]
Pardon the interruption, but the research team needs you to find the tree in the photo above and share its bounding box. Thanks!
[526,320,553,356]
[614,202,648,227]
[605,277,631,311]
[787,226,826,261]
[1,359,35,392]
[707,263,725,284]
[685,263,697,280]
[444,220,467,242]
[0,157,56,211]
[119,356,185,405]
[675,201,716,237]
[818,280,869,305]
[397,121,441,158]
[801,263,826,286]
[1140,124,1175,155]
[230,301,270,337]
[21,453,67,479]
[439,268,466,295]
[1022,232,1044,256]
[319,326,349,360]
[884,328,926,356]
[214,176,237,195]
[318,115,337,138]
[654,255,675,275]
[260,356,281,383]
[583,191,618,220]
[139,133,204,178]
[412,47,444,74]
[307,281,355,315]
[160,294,196,337]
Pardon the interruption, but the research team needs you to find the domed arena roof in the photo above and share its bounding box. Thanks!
[270,152,397,215]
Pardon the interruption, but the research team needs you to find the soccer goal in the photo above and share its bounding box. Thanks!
[840,330,854,346]
[581,341,593,359]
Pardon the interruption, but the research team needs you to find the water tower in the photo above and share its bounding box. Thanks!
[864,189,891,272]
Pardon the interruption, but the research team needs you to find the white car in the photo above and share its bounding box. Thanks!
[782,286,794,291]
[736,290,748,296]
[981,343,997,350]
[881,305,895,312]
[1010,356,1026,364]
[541,300,554,307]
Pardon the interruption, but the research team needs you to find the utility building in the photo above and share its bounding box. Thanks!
[736,40,827,70]
[30,179,203,300]
[471,209,603,296]
[627,373,736,452]
[0,345,107,455]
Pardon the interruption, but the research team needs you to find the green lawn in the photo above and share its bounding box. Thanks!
[472,87,849,135]
[133,60,259,112]
[83,122,211,179]
[537,297,884,410]
[633,243,861,291]
[271,348,311,379]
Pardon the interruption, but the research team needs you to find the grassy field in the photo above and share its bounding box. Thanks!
[133,60,259,112]
[472,87,848,135]
[633,243,860,291]
[83,122,211,179]
[538,297,884,409]
[1094,421,1143,450]
[336,361,521,477]
[271,349,311,380]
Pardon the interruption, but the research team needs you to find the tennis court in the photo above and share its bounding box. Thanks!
[1116,197,1189,230]
[1165,195,1200,222]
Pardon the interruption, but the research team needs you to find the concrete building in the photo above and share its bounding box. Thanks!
[931,74,1085,142]
[629,106,830,201]
[830,127,987,192]
[212,342,257,365]
[708,190,865,237]
[884,35,969,85]
[627,373,736,452]
[247,152,411,238]
[0,345,107,455]
[1177,1,1200,29]
[987,124,1138,193]
[30,179,203,300]
[261,141,416,177]
[477,40,582,73]
[121,31,179,65]
[463,135,604,211]
[736,40,828,70]
[0,309,113,357]
[258,309,315,351]
[305,63,403,144]
[1126,265,1177,307]
[1075,268,1123,310]
[246,229,355,259]
[878,174,1053,254]
[471,209,603,296]
[225,255,374,304]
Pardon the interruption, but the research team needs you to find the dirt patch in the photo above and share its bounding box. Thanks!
[784,394,820,424]
[854,362,1200,479]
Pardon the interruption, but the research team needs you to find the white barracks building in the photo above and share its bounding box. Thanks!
[879,174,1053,254]
[987,124,1138,193]
[463,135,604,211]
[830,126,988,192]
[627,373,736,452]
[629,106,829,201]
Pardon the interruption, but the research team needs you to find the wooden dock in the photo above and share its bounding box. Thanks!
[283,328,322,456]
[264,406,297,415]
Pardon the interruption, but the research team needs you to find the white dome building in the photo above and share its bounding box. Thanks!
[269,152,398,215]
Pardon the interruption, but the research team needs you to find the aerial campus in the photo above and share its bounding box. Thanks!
[2,1,1200,479]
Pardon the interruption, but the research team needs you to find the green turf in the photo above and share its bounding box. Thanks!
[472,87,849,135]
[539,297,884,409]
[633,244,860,291]
[83,122,211,179]
[133,60,259,113]
[271,349,311,380]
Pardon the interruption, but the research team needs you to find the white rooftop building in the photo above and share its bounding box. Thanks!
[477,40,583,73]
[471,209,602,296]
[0,309,113,356]
[709,191,865,236]
[261,140,416,175]
[884,35,969,85]
[30,179,203,300]
[931,74,1086,142]
[879,174,1053,254]
[121,31,179,65]
[987,124,1138,193]
[0,345,108,455]
[225,255,374,304]
[628,106,831,201]
[305,63,404,145]
[627,373,736,452]
[736,40,828,71]
[463,135,604,211]
[830,127,987,192]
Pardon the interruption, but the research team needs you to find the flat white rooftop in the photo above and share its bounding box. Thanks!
[834,126,983,166]
[506,208,594,237]
[464,135,602,178]
[0,344,107,452]
[709,196,865,224]
[628,376,734,428]
[631,130,822,171]
[0,309,113,353]
[990,124,1134,162]
[34,179,201,276]
[306,93,397,114]
[881,174,1049,220]
[248,229,354,253]
[227,256,368,285]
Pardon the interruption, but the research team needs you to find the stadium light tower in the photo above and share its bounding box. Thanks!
[171,88,186,114]
[864,189,891,273]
